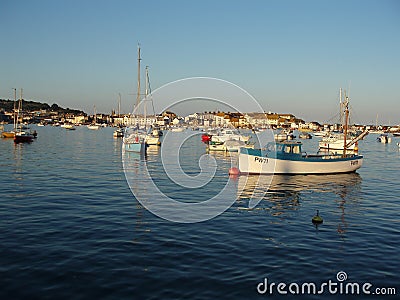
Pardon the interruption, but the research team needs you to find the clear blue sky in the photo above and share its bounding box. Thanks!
[1,0,399,124]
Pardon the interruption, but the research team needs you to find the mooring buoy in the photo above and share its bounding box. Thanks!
[312,210,323,224]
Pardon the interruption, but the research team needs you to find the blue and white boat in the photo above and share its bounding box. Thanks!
[237,93,363,175]
[238,141,363,175]
[123,126,147,153]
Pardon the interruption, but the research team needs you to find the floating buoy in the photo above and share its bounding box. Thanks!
[312,210,323,224]
[228,167,240,176]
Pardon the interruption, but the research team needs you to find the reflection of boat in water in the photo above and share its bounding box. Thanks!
[235,173,362,224]
[236,172,362,200]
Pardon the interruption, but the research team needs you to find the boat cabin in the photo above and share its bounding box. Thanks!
[267,141,304,159]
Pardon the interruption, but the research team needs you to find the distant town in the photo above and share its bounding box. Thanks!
[0,98,396,132]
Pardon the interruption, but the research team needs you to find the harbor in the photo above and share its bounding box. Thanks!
[1,0,399,298]
[0,125,399,298]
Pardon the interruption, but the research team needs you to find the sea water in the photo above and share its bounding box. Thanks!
[0,125,399,299]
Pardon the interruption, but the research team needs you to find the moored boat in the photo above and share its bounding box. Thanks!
[14,131,34,143]
[238,141,363,175]
[237,90,364,175]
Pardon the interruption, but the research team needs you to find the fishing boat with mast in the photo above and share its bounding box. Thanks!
[236,93,364,175]
[123,44,148,154]
[319,88,368,151]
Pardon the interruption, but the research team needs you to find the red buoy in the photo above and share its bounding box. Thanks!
[228,167,240,175]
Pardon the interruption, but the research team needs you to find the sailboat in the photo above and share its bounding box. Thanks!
[2,88,17,138]
[87,106,100,130]
[237,93,364,175]
[14,89,35,143]
[123,44,148,153]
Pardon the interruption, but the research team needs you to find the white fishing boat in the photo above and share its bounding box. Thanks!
[238,141,363,175]
[318,89,368,151]
[236,92,363,175]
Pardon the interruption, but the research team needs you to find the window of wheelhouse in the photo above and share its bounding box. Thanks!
[293,145,301,154]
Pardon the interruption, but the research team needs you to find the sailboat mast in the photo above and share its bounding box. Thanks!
[118,93,121,118]
[136,44,141,109]
[343,94,349,156]
[13,88,17,130]
[339,88,343,127]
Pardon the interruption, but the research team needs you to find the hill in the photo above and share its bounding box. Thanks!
[0,99,85,115]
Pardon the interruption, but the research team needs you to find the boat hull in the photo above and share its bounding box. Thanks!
[124,142,147,153]
[319,140,357,150]
[238,148,363,175]
[14,133,34,143]
[2,131,15,138]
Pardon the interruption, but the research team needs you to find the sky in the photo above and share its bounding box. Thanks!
[1,0,399,124]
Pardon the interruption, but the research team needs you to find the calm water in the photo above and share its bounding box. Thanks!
[0,125,399,299]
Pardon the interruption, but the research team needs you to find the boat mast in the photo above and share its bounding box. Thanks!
[118,93,121,118]
[13,88,17,130]
[339,88,342,127]
[343,92,349,156]
[136,44,141,110]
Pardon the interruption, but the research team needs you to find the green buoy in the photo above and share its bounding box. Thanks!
[312,210,323,224]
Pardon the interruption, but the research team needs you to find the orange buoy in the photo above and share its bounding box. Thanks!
[228,167,240,175]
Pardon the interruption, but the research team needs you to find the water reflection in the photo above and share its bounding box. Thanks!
[235,173,362,223]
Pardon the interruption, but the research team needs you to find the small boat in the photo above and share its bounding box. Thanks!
[87,105,100,130]
[87,124,100,130]
[299,132,312,139]
[13,89,36,143]
[313,131,328,137]
[2,131,16,138]
[64,124,76,130]
[113,128,124,137]
[123,127,147,153]
[238,141,363,175]
[14,131,34,143]
[377,133,391,143]
[274,130,295,141]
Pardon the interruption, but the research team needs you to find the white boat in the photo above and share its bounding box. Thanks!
[237,92,364,175]
[238,141,363,175]
[313,131,328,137]
[87,124,100,130]
[64,124,76,130]
[319,133,357,150]
[274,130,295,141]
[377,133,391,143]
[211,128,250,143]
[113,128,124,137]
[87,105,100,130]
